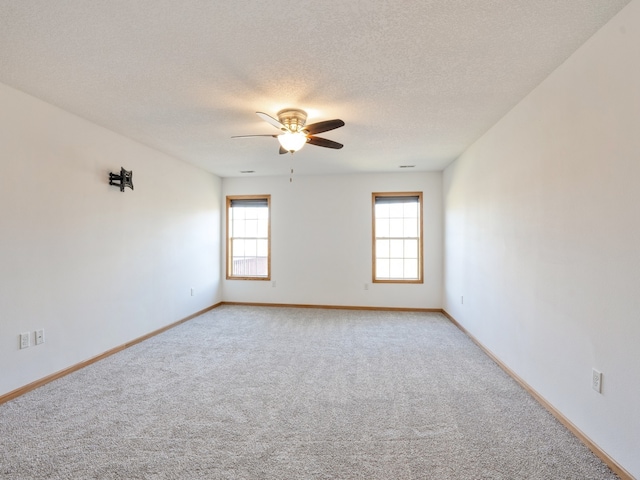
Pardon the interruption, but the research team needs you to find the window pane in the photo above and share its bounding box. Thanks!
[257,219,268,238]
[404,239,418,259]
[376,218,390,237]
[404,202,418,217]
[404,259,418,279]
[389,219,403,237]
[403,218,417,237]
[389,203,403,217]
[232,238,245,256]
[256,257,268,276]
[389,239,404,258]
[233,207,245,220]
[389,259,403,278]
[232,257,247,276]
[245,207,259,220]
[245,239,257,256]
[233,219,245,237]
[257,207,269,220]
[257,239,268,257]
[375,203,390,218]
[376,239,389,258]
[245,219,257,237]
[376,259,390,278]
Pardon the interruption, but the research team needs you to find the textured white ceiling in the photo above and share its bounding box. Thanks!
[0,1,631,177]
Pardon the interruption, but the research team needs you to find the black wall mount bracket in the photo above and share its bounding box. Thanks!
[109,167,134,192]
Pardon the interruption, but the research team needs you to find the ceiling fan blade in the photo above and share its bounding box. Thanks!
[279,146,288,155]
[304,119,345,135]
[307,136,343,149]
[231,134,278,138]
[256,112,287,131]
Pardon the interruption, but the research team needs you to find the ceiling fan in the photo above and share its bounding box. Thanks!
[233,108,345,154]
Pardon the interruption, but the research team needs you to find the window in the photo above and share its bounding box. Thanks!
[372,192,423,283]
[226,195,270,280]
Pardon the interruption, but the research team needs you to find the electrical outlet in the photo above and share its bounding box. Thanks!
[272,281,276,288]
[364,283,369,291]
[461,295,464,304]
[20,332,30,349]
[592,369,602,393]
[35,329,45,345]
[190,287,195,296]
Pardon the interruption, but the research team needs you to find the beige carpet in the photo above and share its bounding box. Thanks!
[0,306,618,479]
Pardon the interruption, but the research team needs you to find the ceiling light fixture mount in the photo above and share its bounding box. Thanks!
[277,108,307,133]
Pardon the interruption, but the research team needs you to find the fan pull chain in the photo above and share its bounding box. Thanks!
[289,167,294,183]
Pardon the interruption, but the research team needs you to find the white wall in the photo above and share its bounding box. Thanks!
[443,1,640,476]
[0,83,222,397]
[223,172,442,309]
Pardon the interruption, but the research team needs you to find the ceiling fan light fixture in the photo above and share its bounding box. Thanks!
[234,109,344,154]
[278,131,307,153]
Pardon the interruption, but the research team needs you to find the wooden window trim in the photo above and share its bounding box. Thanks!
[226,194,271,281]
[372,192,424,284]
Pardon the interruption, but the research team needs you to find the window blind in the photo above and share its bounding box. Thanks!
[229,198,269,208]
[374,195,419,205]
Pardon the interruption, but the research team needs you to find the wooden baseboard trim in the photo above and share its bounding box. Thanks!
[220,301,441,313]
[0,302,223,406]
[441,309,633,480]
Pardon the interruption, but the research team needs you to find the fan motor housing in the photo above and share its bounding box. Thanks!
[277,108,307,132]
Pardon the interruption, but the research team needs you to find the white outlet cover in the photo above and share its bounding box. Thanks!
[20,332,30,349]
[592,369,602,393]
[35,329,45,345]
